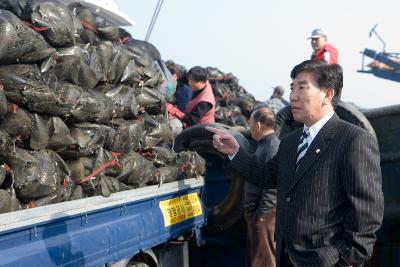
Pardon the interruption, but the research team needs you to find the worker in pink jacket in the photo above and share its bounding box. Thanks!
[166,66,216,127]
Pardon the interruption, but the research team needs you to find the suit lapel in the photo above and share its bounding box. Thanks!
[287,114,339,193]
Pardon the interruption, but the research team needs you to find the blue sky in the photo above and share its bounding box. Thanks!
[114,0,400,108]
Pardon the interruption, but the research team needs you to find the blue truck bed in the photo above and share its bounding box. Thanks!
[0,178,206,267]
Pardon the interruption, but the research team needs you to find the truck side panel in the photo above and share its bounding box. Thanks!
[0,178,205,267]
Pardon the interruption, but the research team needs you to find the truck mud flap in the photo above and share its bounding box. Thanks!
[174,123,253,233]
[275,101,376,139]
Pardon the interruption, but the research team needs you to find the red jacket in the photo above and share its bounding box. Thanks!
[311,44,338,64]
[185,81,215,124]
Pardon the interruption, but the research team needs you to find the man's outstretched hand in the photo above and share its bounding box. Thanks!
[206,126,240,156]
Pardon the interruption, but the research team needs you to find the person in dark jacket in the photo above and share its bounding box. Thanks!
[166,63,192,112]
[245,107,280,267]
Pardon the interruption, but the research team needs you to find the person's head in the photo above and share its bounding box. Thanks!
[165,61,177,78]
[238,99,254,120]
[166,61,188,83]
[272,85,285,99]
[289,59,343,126]
[118,28,132,44]
[309,28,328,52]
[249,107,275,141]
[188,66,208,91]
[119,28,132,39]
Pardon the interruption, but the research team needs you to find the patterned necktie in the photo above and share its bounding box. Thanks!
[296,128,310,170]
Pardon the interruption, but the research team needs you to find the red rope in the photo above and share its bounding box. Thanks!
[63,176,72,186]
[24,201,35,209]
[15,135,22,142]
[64,97,80,104]
[7,103,18,113]
[80,19,98,34]
[141,152,153,158]
[67,144,78,150]
[3,163,11,172]
[76,152,121,185]
[119,36,130,44]
[176,161,194,171]
[23,21,49,32]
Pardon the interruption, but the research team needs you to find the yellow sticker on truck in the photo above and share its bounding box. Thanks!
[159,192,202,227]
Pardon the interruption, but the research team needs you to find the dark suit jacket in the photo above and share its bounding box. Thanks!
[230,114,384,267]
[244,133,279,215]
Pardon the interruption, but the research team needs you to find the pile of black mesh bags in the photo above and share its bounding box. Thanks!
[0,0,204,214]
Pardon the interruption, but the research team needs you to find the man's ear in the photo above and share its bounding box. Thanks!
[324,88,335,105]
[257,122,261,130]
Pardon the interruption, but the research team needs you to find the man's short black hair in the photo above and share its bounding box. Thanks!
[252,107,275,129]
[188,66,208,82]
[290,60,343,107]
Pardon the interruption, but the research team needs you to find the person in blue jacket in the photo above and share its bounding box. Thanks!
[166,63,192,112]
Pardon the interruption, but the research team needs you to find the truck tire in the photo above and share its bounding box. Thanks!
[108,250,157,267]
[275,101,376,139]
[175,123,253,233]
[126,262,149,267]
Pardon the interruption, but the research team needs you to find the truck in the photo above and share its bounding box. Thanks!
[0,2,399,267]
[0,1,208,266]
[0,178,206,267]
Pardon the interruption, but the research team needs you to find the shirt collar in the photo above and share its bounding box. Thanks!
[303,110,334,142]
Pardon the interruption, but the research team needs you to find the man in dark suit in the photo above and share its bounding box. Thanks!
[207,60,384,267]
